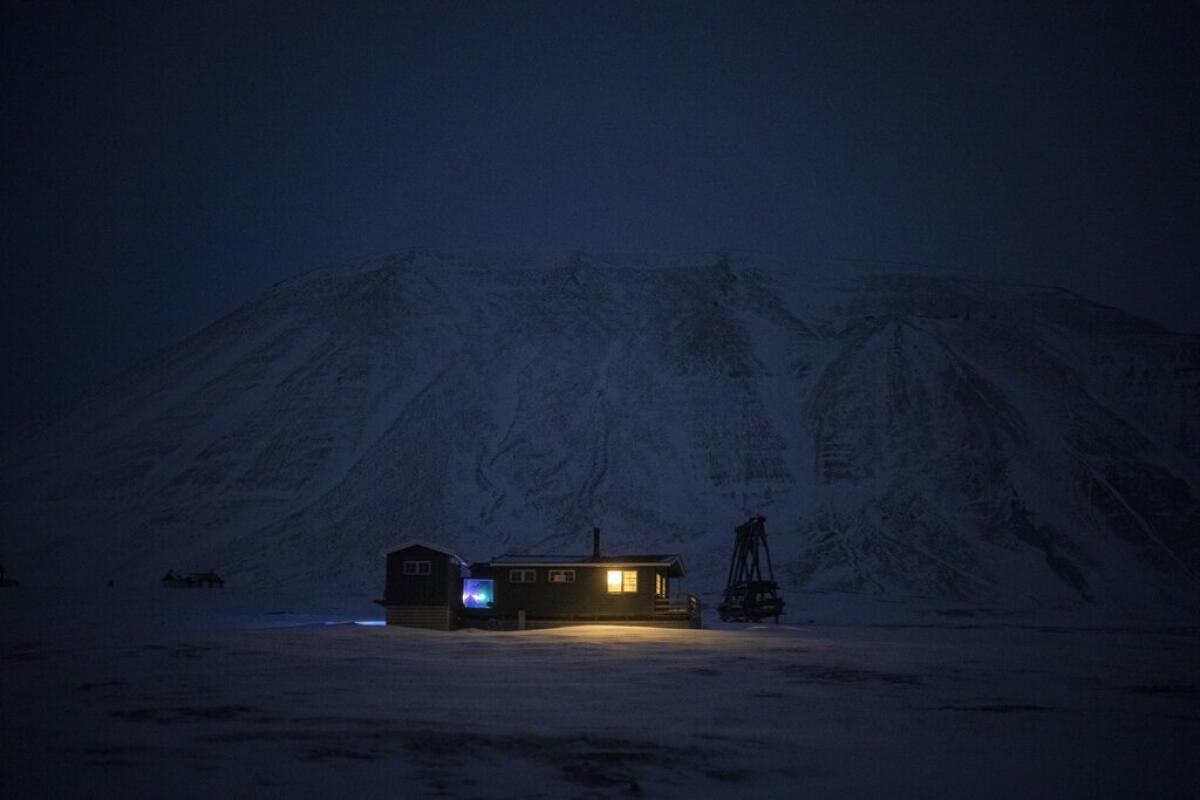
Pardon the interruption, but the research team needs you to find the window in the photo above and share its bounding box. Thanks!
[403,560,431,575]
[623,570,638,592]
[462,579,494,608]
[548,569,575,584]
[606,569,637,593]
[656,573,668,598]
[509,569,536,583]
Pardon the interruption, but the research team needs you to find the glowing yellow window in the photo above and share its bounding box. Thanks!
[607,569,637,593]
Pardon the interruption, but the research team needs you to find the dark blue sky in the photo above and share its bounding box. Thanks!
[2,1,1197,427]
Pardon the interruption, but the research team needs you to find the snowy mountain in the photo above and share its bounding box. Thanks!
[2,249,1197,614]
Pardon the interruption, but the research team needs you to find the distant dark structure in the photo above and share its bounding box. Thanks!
[161,569,224,589]
[377,541,468,630]
[377,529,700,630]
[718,516,784,623]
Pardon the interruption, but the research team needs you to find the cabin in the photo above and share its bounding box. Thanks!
[378,529,700,630]
[377,540,468,630]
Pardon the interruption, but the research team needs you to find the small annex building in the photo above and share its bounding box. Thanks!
[377,540,468,630]
[377,529,700,630]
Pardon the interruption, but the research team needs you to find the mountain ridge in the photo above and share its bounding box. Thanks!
[2,249,1197,616]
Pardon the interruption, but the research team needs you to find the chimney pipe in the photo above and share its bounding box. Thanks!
[593,527,600,558]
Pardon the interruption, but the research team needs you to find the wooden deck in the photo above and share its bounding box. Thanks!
[462,593,702,630]
[383,594,703,631]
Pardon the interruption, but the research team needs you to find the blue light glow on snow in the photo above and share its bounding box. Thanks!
[463,579,494,608]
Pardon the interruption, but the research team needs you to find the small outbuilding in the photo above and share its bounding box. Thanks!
[377,540,468,630]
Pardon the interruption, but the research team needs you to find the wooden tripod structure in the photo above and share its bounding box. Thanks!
[718,515,785,622]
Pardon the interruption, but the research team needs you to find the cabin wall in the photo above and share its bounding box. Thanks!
[475,565,667,618]
[384,605,456,630]
[383,545,459,606]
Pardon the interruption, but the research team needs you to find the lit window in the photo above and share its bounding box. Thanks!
[549,569,575,583]
[509,569,536,583]
[607,570,637,593]
[403,560,431,575]
[656,573,667,598]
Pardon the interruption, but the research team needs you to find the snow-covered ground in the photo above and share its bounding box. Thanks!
[2,588,1196,798]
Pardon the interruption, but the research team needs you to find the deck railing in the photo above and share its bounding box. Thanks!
[654,592,701,619]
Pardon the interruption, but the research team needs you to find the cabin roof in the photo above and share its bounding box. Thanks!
[381,539,468,564]
[487,553,685,575]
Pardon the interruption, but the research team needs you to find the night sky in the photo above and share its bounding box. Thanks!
[3,1,1197,428]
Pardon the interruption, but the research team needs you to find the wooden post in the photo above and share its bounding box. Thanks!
[518,610,526,630]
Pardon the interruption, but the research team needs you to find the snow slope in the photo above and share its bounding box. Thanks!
[2,249,1197,615]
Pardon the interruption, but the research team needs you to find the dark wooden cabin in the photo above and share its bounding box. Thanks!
[465,529,700,629]
[377,540,467,630]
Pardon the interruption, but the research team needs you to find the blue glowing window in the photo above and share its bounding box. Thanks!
[463,579,494,609]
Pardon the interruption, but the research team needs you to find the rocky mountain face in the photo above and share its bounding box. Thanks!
[2,250,1197,614]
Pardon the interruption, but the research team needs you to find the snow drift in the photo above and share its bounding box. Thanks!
[2,250,1197,614]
